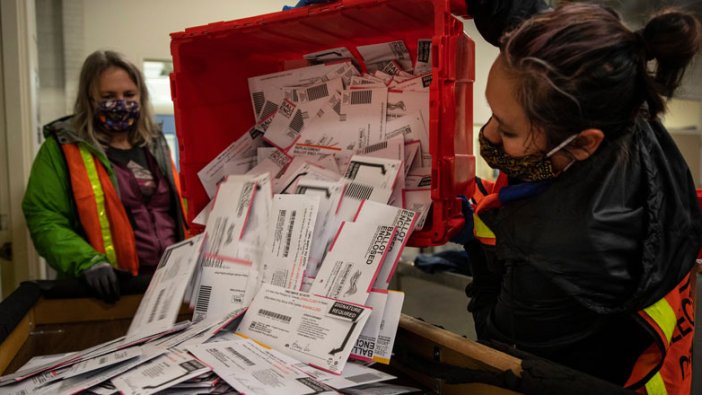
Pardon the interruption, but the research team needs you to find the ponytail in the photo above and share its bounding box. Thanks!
[640,9,701,99]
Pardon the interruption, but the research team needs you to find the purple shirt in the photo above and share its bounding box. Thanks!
[108,147,177,273]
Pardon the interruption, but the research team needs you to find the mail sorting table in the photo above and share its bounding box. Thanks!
[0,279,635,395]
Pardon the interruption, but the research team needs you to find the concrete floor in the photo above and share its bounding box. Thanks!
[391,260,702,392]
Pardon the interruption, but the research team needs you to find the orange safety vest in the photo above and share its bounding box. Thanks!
[625,274,695,395]
[472,175,696,394]
[62,143,139,275]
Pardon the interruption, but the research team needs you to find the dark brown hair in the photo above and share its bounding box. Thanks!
[500,3,701,148]
[73,50,157,148]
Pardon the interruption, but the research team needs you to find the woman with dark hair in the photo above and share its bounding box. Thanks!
[465,1,702,392]
[22,50,186,302]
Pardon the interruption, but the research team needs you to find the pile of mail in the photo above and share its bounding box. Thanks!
[0,39,433,395]
[196,39,434,233]
[0,192,419,395]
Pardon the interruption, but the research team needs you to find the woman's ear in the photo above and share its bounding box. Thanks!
[569,128,604,160]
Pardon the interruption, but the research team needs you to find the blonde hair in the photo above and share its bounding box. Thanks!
[72,50,157,147]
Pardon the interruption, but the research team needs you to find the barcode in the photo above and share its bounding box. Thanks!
[283,211,297,258]
[259,308,292,323]
[333,100,342,115]
[351,90,372,105]
[289,110,304,133]
[181,360,206,373]
[364,141,388,154]
[346,373,383,383]
[260,101,279,120]
[345,183,374,200]
[306,84,329,101]
[148,289,166,323]
[195,285,213,314]
[253,91,265,115]
[418,39,431,63]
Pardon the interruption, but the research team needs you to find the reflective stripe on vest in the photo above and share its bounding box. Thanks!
[644,372,667,395]
[643,296,676,344]
[61,142,139,275]
[625,273,695,395]
[641,296,676,395]
[473,213,496,246]
[78,145,118,266]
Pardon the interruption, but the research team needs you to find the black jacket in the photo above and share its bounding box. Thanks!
[468,117,702,384]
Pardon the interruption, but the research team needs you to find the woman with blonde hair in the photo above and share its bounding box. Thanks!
[23,50,186,302]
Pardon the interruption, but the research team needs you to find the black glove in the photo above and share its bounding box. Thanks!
[83,262,120,303]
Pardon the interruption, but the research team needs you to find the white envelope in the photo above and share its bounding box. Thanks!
[246,148,294,191]
[260,194,320,291]
[277,161,341,195]
[309,221,396,305]
[385,112,429,168]
[295,179,344,280]
[126,236,204,343]
[197,125,265,198]
[192,255,252,323]
[237,284,372,374]
[263,98,305,151]
[402,188,432,229]
[295,361,396,390]
[248,63,337,119]
[349,75,387,89]
[111,350,210,395]
[372,290,405,364]
[404,141,421,177]
[389,72,432,92]
[353,200,417,289]
[188,337,331,395]
[350,290,388,362]
[257,147,277,164]
[357,41,412,73]
[202,177,257,259]
[387,91,429,134]
[340,88,388,148]
[304,47,355,63]
[344,155,401,203]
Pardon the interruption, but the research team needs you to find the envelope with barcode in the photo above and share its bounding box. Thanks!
[189,336,332,395]
[237,284,372,374]
[259,194,320,291]
[340,88,388,148]
[309,221,397,305]
[192,255,252,323]
[248,63,340,119]
[126,236,204,343]
[202,177,257,259]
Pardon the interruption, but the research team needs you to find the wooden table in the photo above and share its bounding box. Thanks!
[0,280,631,395]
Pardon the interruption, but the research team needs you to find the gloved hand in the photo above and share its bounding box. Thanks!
[83,262,120,303]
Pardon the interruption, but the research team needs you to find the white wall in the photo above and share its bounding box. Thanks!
[81,0,290,62]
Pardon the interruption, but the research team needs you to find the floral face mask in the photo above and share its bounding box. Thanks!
[94,99,140,133]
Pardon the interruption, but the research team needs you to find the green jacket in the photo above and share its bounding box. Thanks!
[22,115,185,278]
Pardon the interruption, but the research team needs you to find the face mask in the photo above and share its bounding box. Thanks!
[94,99,140,133]
[479,125,578,182]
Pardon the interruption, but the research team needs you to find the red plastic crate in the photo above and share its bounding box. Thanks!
[170,0,475,247]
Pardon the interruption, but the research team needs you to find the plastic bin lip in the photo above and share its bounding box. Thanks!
[170,0,450,40]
